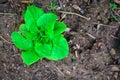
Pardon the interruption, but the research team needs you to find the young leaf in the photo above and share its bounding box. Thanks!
[20,22,40,34]
[35,42,52,58]
[29,23,40,33]
[23,5,44,30]
[46,35,69,60]
[19,24,30,38]
[37,13,58,35]
[109,3,118,10]
[54,22,67,35]
[19,24,27,33]
[21,50,40,65]
[20,24,38,40]
[27,5,44,20]
[11,32,33,50]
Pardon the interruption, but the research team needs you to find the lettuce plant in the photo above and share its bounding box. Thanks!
[11,5,69,65]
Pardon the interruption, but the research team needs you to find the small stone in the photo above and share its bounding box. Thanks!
[66,70,71,75]
[111,66,120,71]
[72,5,81,11]
[73,66,76,70]
[114,72,118,79]
[76,44,80,49]
[65,28,71,32]
[110,48,116,56]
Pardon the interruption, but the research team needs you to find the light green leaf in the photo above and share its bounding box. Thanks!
[27,5,44,20]
[35,42,52,58]
[19,24,38,40]
[37,13,58,35]
[29,23,40,33]
[19,24,30,36]
[20,22,40,34]
[19,24,27,33]
[19,24,29,37]
[54,22,67,35]
[11,32,33,50]
[46,35,69,60]
[109,3,118,10]
[23,5,44,30]
[21,50,40,65]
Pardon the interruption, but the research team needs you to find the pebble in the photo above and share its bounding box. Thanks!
[72,66,76,70]
[113,72,119,79]
[66,70,71,75]
[111,65,120,71]
[65,28,71,32]
[110,48,116,56]
[72,5,81,11]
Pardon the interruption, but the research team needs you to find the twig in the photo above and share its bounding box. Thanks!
[112,10,120,24]
[112,10,120,18]
[86,33,96,39]
[0,35,13,44]
[21,0,34,4]
[54,65,64,76]
[111,35,119,39]
[75,51,78,58]
[59,14,66,21]
[58,11,91,21]
[59,0,63,10]
[0,12,16,15]
[13,54,20,57]
[93,22,119,28]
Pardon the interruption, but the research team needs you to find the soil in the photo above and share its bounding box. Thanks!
[0,0,120,80]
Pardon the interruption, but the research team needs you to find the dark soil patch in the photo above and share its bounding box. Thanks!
[0,0,120,80]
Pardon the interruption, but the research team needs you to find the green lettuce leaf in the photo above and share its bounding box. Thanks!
[19,24,30,38]
[23,5,44,31]
[37,13,58,35]
[21,50,40,65]
[54,22,67,35]
[19,24,27,33]
[19,24,38,40]
[35,42,52,58]
[46,35,69,60]
[29,23,40,33]
[11,32,33,50]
